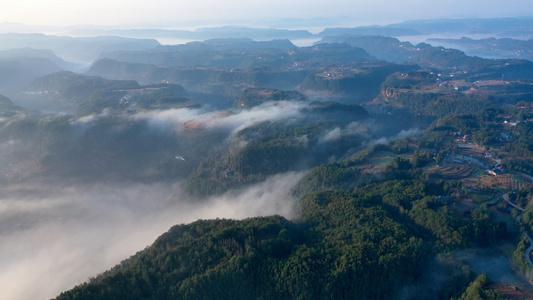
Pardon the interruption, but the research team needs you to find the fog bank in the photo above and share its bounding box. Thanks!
[0,171,304,299]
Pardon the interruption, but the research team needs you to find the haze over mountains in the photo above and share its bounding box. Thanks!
[1,14,533,299]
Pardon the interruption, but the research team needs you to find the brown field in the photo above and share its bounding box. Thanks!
[493,282,533,299]
[480,173,532,191]
[439,163,477,179]
[183,111,234,130]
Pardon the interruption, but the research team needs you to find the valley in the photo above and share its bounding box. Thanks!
[0,16,533,299]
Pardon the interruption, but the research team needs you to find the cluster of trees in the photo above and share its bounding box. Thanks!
[512,236,533,282]
[229,138,304,176]
[396,93,496,118]
[503,121,533,160]
[510,189,533,282]
[503,158,533,176]
[425,107,533,174]
[453,274,502,300]
[293,142,431,197]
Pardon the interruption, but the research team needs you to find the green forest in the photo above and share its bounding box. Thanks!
[56,177,507,299]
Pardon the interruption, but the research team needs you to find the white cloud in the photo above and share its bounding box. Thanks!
[366,127,421,148]
[70,108,111,124]
[322,127,341,142]
[131,101,305,136]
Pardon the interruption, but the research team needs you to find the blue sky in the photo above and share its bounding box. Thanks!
[1,0,532,28]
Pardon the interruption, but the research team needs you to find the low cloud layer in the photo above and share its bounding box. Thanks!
[0,171,304,300]
[364,127,421,148]
[130,101,306,136]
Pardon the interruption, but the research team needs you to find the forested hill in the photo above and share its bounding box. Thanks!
[55,177,507,299]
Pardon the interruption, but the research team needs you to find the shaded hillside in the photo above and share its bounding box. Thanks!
[88,58,419,106]
[0,94,25,113]
[0,56,63,95]
[184,101,372,198]
[0,110,220,183]
[86,59,310,97]
[76,83,193,116]
[0,48,79,70]
[25,71,140,110]
[100,38,375,69]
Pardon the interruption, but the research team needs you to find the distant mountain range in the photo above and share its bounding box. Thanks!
[395,17,533,37]
[319,35,533,79]
[97,38,375,69]
[42,17,533,42]
[0,54,64,96]
[69,26,315,41]
[427,37,533,61]
[0,17,532,68]
[0,33,160,63]
[323,17,533,38]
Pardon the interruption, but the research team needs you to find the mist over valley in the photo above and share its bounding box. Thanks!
[2,10,533,299]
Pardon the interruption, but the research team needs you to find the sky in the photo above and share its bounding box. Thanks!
[1,0,533,28]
